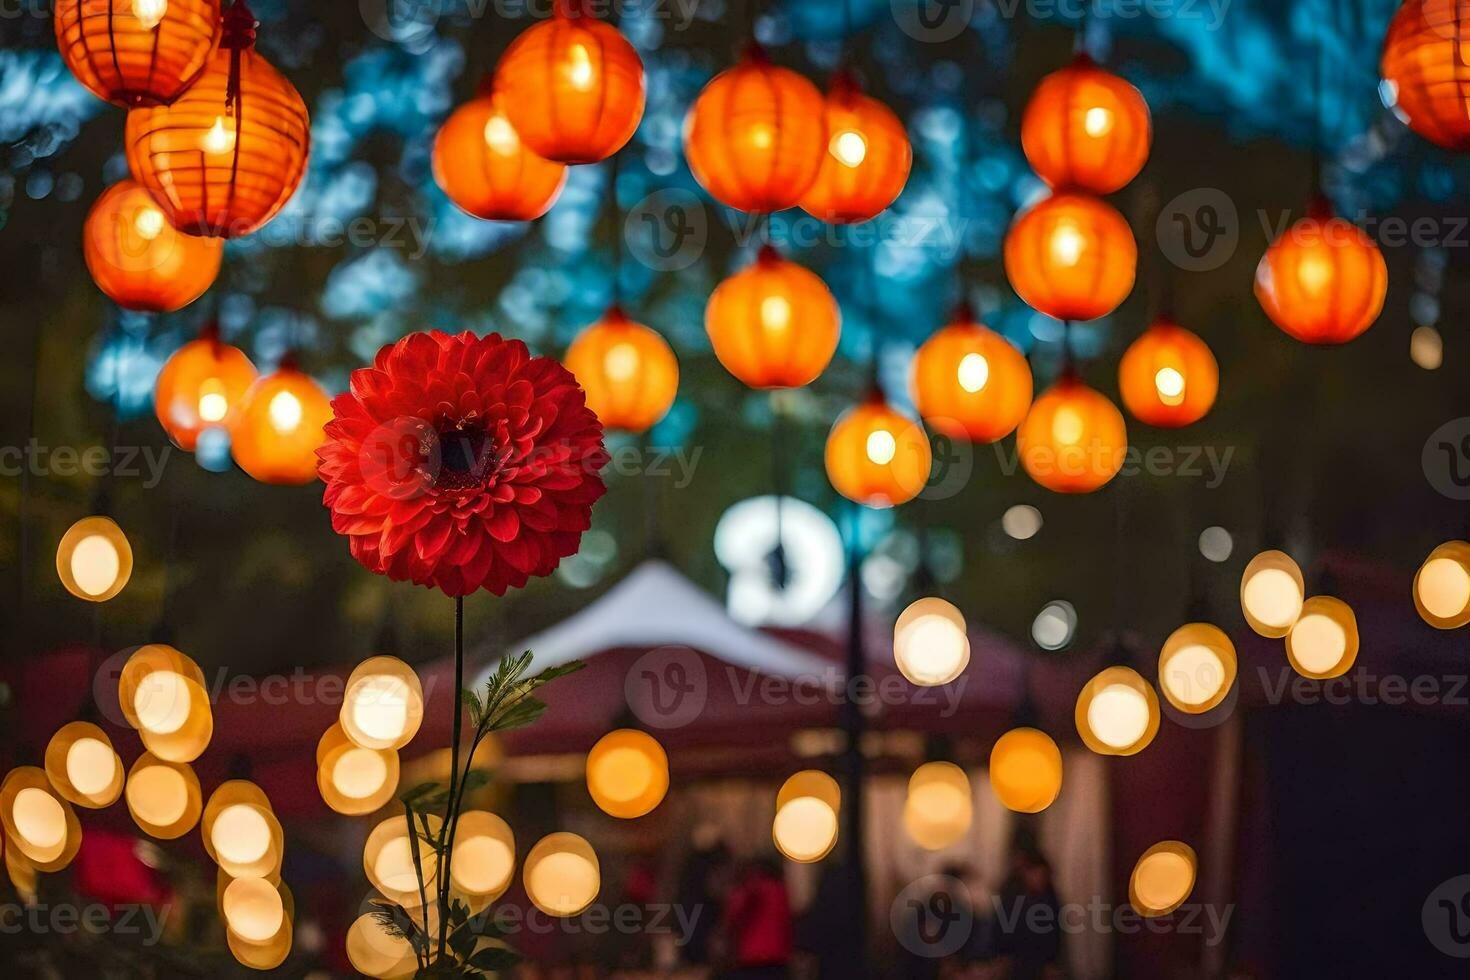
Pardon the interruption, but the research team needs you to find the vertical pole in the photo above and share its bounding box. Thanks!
[840,512,869,974]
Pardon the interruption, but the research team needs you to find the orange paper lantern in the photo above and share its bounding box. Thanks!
[1016,374,1128,493]
[125,2,309,238]
[912,307,1033,443]
[230,361,332,485]
[824,393,932,508]
[564,307,678,434]
[706,245,841,389]
[83,179,223,312]
[433,87,568,221]
[799,72,911,224]
[494,0,645,165]
[1021,54,1151,194]
[1117,317,1218,428]
[154,325,259,450]
[1004,191,1136,322]
[1255,196,1387,345]
[55,0,221,108]
[684,46,826,214]
[1381,0,1470,150]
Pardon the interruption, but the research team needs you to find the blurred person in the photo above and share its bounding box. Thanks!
[721,856,792,979]
[991,845,1062,980]
[676,829,732,967]
[793,861,861,978]
[894,863,990,980]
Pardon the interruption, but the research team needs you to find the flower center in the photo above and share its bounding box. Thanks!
[434,425,500,493]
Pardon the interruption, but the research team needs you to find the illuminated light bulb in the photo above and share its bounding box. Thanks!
[1153,366,1185,406]
[13,789,65,851]
[365,814,443,904]
[202,116,237,155]
[865,429,897,465]
[47,724,126,809]
[1285,596,1359,679]
[1049,404,1085,446]
[124,754,201,839]
[903,762,972,850]
[603,342,639,382]
[66,739,117,798]
[1295,254,1332,294]
[133,205,165,240]
[956,352,990,393]
[1002,504,1043,540]
[57,516,132,602]
[1198,526,1232,563]
[988,727,1063,814]
[1083,105,1114,137]
[1,770,81,872]
[347,913,419,979]
[132,0,168,29]
[133,670,192,735]
[317,722,399,815]
[524,832,601,916]
[334,747,389,798]
[760,295,792,332]
[267,389,302,433]
[482,113,520,155]
[1411,325,1443,370]
[197,378,229,422]
[341,657,424,752]
[70,534,121,597]
[1129,841,1197,917]
[222,876,285,944]
[119,645,212,763]
[1075,666,1160,756]
[450,811,517,900]
[1049,223,1085,266]
[894,597,970,687]
[1157,623,1237,714]
[1031,600,1076,650]
[213,805,273,868]
[1414,542,1470,629]
[747,123,775,150]
[1239,550,1305,637]
[585,729,670,819]
[565,42,595,91]
[773,771,840,864]
[830,129,868,167]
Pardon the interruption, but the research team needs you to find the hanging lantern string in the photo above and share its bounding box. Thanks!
[1061,319,1076,376]
[222,0,258,123]
[609,150,624,308]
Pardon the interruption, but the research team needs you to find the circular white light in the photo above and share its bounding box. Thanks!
[12,788,65,850]
[1198,526,1233,563]
[1242,568,1302,631]
[212,804,272,867]
[1083,106,1113,137]
[66,738,117,797]
[603,342,639,382]
[267,390,302,433]
[957,352,990,393]
[350,676,412,745]
[1031,600,1076,651]
[482,114,519,154]
[1419,557,1470,619]
[1002,504,1043,540]
[1289,613,1348,674]
[831,130,868,167]
[332,747,389,800]
[772,798,838,862]
[70,534,121,597]
[1160,644,1224,707]
[132,671,193,736]
[865,429,897,465]
[1086,684,1150,749]
[1411,325,1443,371]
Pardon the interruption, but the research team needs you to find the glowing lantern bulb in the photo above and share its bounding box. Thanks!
[1130,841,1197,917]
[1413,541,1470,629]
[772,771,840,863]
[222,876,284,944]
[894,597,970,687]
[524,832,601,916]
[865,429,897,465]
[988,728,1063,814]
[451,811,517,900]
[1157,623,1237,714]
[67,740,116,797]
[1075,666,1159,756]
[202,116,236,155]
[1285,596,1359,679]
[1239,550,1305,637]
[585,729,669,819]
[957,353,989,393]
[56,516,133,602]
[132,0,169,29]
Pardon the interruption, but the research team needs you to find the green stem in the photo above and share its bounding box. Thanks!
[436,595,465,960]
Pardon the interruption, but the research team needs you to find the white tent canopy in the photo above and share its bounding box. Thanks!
[476,559,838,684]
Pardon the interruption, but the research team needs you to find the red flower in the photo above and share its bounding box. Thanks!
[318,331,609,596]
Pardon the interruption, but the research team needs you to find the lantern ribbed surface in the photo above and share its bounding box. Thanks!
[706,245,841,389]
[799,73,911,224]
[55,0,221,108]
[563,307,678,434]
[1255,197,1387,345]
[1003,191,1136,322]
[433,89,567,221]
[1381,0,1470,150]
[83,179,222,312]
[125,8,309,238]
[1021,54,1151,194]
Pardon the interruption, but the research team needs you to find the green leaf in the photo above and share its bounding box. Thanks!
[468,946,521,972]
[401,781,444,807]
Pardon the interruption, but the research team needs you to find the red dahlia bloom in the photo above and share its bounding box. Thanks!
[318,331,609,596]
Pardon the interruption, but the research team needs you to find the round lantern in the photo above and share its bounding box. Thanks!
[1129,841,1197,918]
[83,179,223,312]
[155,327,259,450]
[44,722,124,809]
[203,781,283,879]
[55,0,220,108]
[1255,197,1387,345]
[706,246,841,389]
[524,832,601,916]
[585,729,669,819]
[317,722,400,815]
[0,768,82,873]
[433,87,568,221]
[230,362,333,485]
[1239,550,1305,638]
[1156,623,1237,714]
[1004,191,1136,321]
[347,912,420,980]
[1381,0,1470,150]
[124,2,310,238]
[118,644,213,763]
[684,46,827,213]
[988,727,1063,814]
[450,811,517,902]
[1414,540,1470,629]
[798,72,911,224]
[1021,54,1151,194]
[825,394,932,508]
[893,597,970,687]
[125,753,202,839]
[1016,375,1127,494]
[341,656,425,752]
[222,876,285,945]
[911,308,1033,443]
[902,762,972,851]
[773,770,840,864]
[1075,666,1160,757]
[365,813,442,906]
[1118,317,1218,428]
[494,0,645,165]
[56,515,133,602]
[1285,596,1359,680]
[563,307,678,434]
